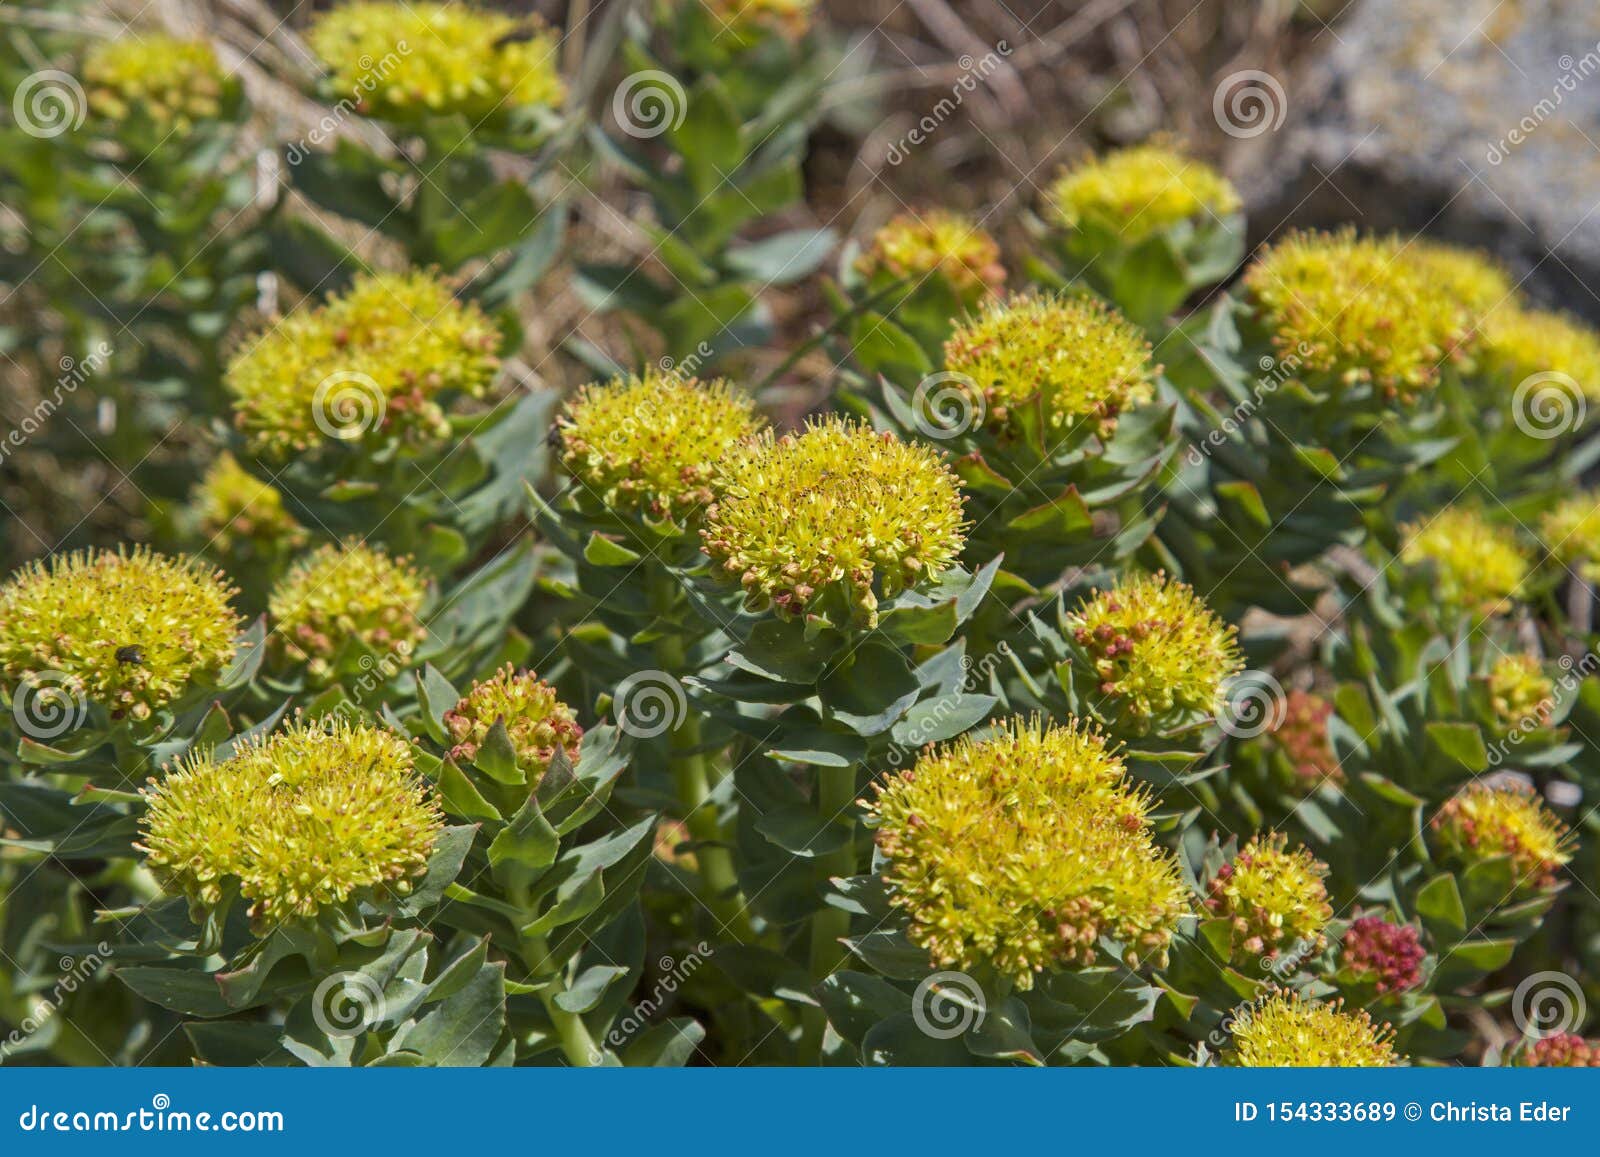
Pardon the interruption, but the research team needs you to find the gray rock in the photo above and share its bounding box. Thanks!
[1241,0,1600,317]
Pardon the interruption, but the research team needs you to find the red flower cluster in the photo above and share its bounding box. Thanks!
[1340,916,1425,994]
[1521,1033,1600,1067]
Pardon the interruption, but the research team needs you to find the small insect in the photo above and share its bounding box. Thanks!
[546,424,565,450]
[115,644,145,666]
[493,26,545,48]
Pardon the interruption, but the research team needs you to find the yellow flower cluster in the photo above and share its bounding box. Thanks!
[700,0,815,46]
[1540,490,1600,582]
[556,373,765,526]
[308,2,564,123]
[1400,507,1531,616]
[1065,572,1241,731]
[1432,782,1570,891]
[1487,654,1555,731]
[1400,240,1515,321]
[187,452,307,558]
[444,665,583,782]
[854,210,1006,305]
[0,548,239,723]
[867,717,1190,987]
[1047,145,1241,245]
[1244,230,1474,399]
[1222,992,1399,1067]
[1478,306,1600,400]
[225,270,502,458]
[268,540,427,680]
[1205,833,1332,962]
[701,417,967,626]
[82,34,228,131]
[942,293,1156,439]
[139,716,443,930]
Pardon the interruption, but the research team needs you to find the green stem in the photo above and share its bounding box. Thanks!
[650,572,756,943]
[799,764,859,1059]
[807,764,858,981]
[518,927,600,1067]
[670,712,756,942]
[543,993,602,1067]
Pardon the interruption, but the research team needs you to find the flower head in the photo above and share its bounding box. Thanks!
[268,541,426,679]
[867,717,1190,987]
[139,716,442,930]
[1399,507,1531,616]
[1265,689,1343,792]
[701,417,967,626]
[1479,307,1600,400]
[1222,992,1399,1067]
[854,210,1005,306]
[700,0,815,46]
[942,292,1157,439]
[444,665,582,782]
[0,548,239,722]
[1431,782,1570,891]
[1205,833,1332,963]
[187,452,307,558]
[308,2,564,123]
[1516,1033,1600,1067]
[1400,241,1515,321]
[1065,571,1242,731]
[1244,230,1474,399]
[82,35,228,131]
[225,270,501,458]
[1487,654,1555,731]
[1340,916,1426,994]
[1540,490,1600,582]
[556,373,765,526]
[1047,144,1240,245]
